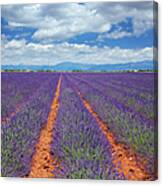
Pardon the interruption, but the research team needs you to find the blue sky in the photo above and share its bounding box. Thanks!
[1,1,157,65]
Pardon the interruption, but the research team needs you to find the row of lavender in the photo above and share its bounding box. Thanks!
[67,72,157,176]
[1,72,157,178]
[1,72,54,119]
[70,73,156,119]
[51,76,124,179]
[1,72,60,177]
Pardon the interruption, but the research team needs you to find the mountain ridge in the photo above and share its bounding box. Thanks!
[1,60,157,71]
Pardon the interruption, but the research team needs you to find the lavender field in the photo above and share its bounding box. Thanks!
[1,72,157,180]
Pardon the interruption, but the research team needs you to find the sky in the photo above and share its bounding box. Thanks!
[1,1,158,66]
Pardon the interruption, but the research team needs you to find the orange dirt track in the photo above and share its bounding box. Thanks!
[77,91,152,180]
[28,76,62,178]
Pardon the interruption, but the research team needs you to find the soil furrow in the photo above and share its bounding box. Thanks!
[28,76,62,178]
[76,90,152,180]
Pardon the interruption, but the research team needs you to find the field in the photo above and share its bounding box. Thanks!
[1,72,157,180]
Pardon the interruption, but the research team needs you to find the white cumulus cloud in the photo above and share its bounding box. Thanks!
[1,2,156,41]
[1,37,155,66]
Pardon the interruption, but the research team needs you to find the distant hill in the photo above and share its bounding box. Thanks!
[88,61,157,71]
[1,61,157,72]
[53,62,93,71]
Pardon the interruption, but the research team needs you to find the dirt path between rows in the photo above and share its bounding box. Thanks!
[28,76,62,178]
[77,91,153,180]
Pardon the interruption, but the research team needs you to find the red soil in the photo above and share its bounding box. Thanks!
[28,76,62,178]
[77,91,152,180]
